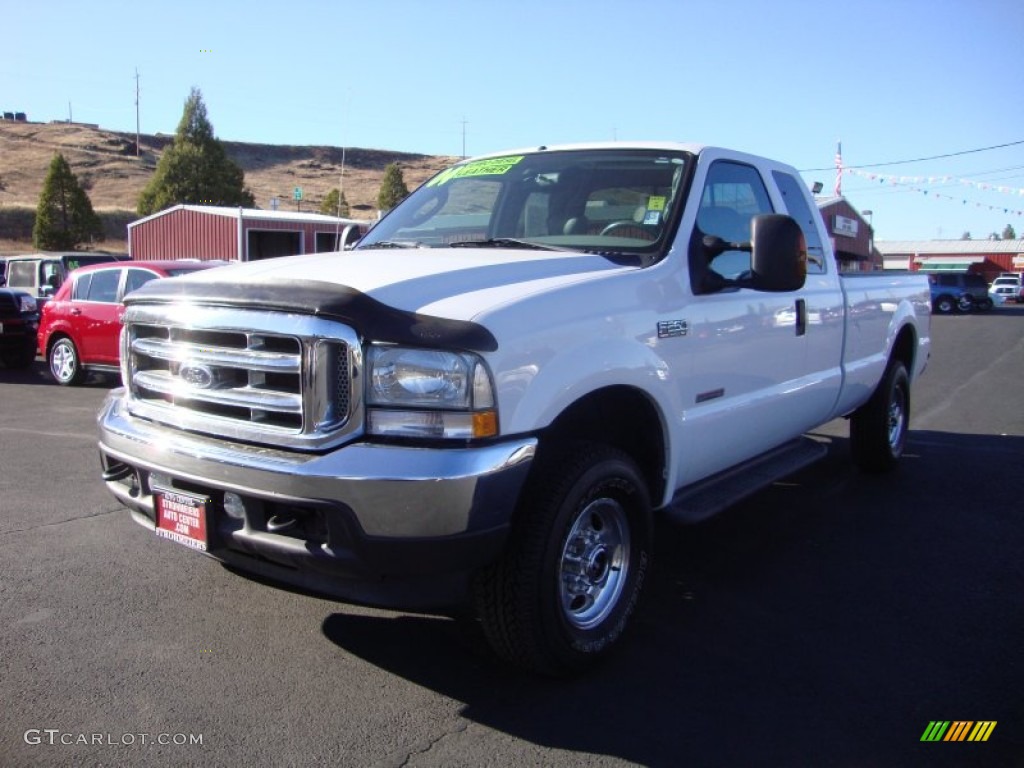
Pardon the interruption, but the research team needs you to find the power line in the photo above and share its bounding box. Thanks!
[799,139,1024,172]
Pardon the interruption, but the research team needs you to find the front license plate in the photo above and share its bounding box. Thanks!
[155,490,209,552]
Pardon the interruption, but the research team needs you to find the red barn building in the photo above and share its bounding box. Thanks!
[815,197,881,271]
[877,239,1024,282]
[128,205,370,262]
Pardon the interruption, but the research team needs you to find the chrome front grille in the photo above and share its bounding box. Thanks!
[122,305,362,450]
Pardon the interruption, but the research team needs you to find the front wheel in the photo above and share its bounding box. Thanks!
[473,443,652,676]
[850,360,910,473]
[48,337,86,386]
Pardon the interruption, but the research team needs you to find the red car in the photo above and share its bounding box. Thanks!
[38,260,224,385]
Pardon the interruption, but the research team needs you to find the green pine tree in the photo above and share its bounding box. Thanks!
[137,87,255,215]
[376,163,410,212]
[33,153,104,250]
[1002,224,1016,240]
[320,187,350,217]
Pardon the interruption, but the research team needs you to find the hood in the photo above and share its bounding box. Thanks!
[125,248,639,352]
[132,247,636,322]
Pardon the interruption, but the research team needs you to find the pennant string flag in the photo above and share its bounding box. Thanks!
[845,168,1024,216]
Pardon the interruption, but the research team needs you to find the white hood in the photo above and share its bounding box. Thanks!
[185,248,635,321]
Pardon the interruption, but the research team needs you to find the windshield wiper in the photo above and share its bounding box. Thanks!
[449,238,569,251]
[360,240,425,249]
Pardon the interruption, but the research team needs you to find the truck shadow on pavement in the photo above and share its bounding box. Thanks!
[321,430,1023,767]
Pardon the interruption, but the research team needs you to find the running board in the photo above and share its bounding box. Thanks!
[664,437,828,524]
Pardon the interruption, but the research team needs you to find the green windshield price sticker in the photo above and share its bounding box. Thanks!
[428,155,524,187]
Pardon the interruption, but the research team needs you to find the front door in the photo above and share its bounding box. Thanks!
[670,158,830,484]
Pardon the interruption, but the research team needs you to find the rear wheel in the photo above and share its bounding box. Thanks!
[957,294,974,312]
[851,360,910,473]
[473,443,652,676]
[48,337,86,386]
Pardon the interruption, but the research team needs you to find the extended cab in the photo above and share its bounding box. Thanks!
[98,143,930,675]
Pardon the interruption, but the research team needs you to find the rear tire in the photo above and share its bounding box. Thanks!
[851,360,910,473]
[48,337,86,386]
[473,442,652,676]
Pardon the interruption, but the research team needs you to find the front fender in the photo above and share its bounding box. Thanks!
[495,335,678,438]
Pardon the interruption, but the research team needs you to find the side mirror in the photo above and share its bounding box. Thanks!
[750,214,807,292]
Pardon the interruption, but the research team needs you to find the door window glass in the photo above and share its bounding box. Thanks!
[86,269,120,303]
[692,161,774,285]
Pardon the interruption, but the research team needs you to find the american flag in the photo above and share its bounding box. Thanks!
[834,141,843,197]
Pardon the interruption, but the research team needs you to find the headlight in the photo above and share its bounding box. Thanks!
[366,346,497,439]
[18,295,37,313]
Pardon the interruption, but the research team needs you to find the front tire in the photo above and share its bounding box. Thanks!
[850,360,910,473]
[48,337,86,386]
[933,296,956,314]
[473,443,652,676]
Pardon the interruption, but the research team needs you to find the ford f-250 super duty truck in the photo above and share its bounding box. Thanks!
[98,143,930,675]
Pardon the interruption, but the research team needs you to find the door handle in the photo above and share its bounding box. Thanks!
[795,299,806,336]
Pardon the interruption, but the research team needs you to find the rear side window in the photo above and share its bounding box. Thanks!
[73,273,93,300]
[7,261,35,289]
[86,269,120,303]
[773,171,827,274]
[124,269,159,295]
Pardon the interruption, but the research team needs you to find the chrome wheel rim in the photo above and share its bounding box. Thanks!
[888,387,906,449]
[559,497,630,630]
[51,342,76,382]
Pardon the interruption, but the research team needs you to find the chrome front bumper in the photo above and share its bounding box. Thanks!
[97,390,536,593]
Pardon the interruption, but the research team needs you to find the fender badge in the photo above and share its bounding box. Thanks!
[657,320,688,338]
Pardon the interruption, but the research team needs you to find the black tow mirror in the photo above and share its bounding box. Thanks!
[750,214,807,292]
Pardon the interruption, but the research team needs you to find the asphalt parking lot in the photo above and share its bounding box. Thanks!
[1,308,1022,767]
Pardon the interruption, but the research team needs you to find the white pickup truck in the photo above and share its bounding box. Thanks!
[98,143,930,675]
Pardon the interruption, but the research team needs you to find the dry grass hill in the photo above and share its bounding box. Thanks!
[0,120,456,253]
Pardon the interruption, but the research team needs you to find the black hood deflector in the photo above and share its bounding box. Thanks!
[126,277,498,352]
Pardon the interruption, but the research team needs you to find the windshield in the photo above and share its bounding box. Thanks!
[357,148,691,260]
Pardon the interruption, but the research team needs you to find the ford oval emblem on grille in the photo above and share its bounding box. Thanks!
[179,362,215,389]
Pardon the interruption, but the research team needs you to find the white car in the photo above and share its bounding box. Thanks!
[989,274,1023,305]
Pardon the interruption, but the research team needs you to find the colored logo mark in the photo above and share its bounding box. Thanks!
[920,721,997,742]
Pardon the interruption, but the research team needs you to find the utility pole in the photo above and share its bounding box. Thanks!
[461,117,468,159]
[134,67,141,157]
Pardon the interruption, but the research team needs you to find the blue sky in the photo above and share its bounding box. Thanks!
[4,0,1023,241]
